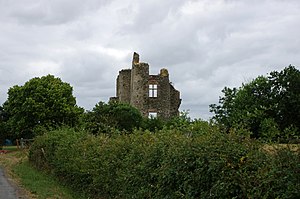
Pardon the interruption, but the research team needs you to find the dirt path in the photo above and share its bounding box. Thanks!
[0,167,26,199]
[0,150,30,199]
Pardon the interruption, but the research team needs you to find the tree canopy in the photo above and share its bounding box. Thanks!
[0,106,8,147]
[3,75,83,138]
[210,65,300,140]
[83,101,143,134]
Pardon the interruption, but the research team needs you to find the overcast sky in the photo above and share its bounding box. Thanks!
[0,0,300,120]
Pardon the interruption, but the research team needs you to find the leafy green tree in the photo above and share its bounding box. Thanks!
[209,87,238,131]
[268,66,300,131]
[210,65,300,140]
[84,101,143,134]
[3,75,83,138]
[0,106,8,148]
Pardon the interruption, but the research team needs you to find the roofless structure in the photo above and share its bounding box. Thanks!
[110,52,181,119]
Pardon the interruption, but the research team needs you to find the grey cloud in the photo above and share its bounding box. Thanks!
[124,0,185,32]
[58,49,129,110]
[60,51,112,83]
[1,0,110,25]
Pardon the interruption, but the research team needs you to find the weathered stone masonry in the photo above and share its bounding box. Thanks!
[110,52,181,119]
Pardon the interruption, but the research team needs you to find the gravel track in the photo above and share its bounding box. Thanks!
[0,168,27,199]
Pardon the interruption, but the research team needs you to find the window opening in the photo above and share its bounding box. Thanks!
[149,84,157,97]
[148,112,157,118]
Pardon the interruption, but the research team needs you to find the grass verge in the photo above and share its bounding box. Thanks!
[0,149,88,199]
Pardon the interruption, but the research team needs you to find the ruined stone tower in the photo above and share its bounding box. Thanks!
[110,52,181,119]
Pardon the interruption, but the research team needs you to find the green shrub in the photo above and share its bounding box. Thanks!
[142,117,165,132]
[29,128,88,170]
[259,147,300,198]
[29,128,300,198]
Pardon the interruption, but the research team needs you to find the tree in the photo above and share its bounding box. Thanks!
[3,75,83,138]
[84,101,143,134]
[210,65,300,140]
[0,106,8,148]
[268,66,300,131]
[209,87,238,131]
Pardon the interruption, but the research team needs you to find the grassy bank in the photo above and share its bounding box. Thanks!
[0,148,87,199]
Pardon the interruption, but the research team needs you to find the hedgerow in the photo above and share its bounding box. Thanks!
[29,127,300,198]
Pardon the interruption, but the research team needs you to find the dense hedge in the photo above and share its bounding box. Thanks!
[29,128,300,198]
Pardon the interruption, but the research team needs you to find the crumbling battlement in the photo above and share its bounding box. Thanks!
[110,52,181,119]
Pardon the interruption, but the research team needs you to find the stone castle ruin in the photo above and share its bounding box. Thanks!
[110,52,181,119]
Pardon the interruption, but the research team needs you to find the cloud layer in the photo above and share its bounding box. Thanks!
[1,0,300,119]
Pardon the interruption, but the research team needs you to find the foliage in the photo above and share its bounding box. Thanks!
[141,111,216,135]
[142,111,195,133]
[259,147,300,198]
[83,101,143,134]
[210,65,300,141]
[2,75,83,138]
[142,116,165,132]
[166,110,192,130]
[209,87,238,131]
[29,127,300,198]
[268,66,300,131]
[259,118,280,142]
[0,105,9,148]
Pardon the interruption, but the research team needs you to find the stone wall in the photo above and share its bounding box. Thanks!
[130,57,149,116]
[170,85,181,116]
[117,69,131,103]
[147,71,171,119]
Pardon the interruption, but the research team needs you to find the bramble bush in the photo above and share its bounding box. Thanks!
[29,127,300,198]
